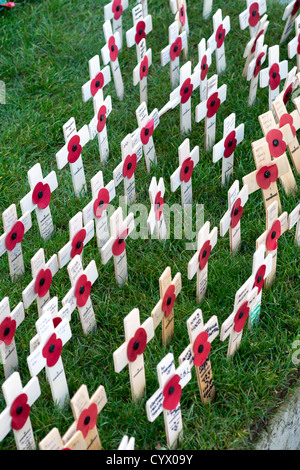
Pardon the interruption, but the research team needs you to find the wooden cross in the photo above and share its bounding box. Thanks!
[207,8,231,75]
[249,244,273,325]
[0,371,40,450]
[39,427,87,451]
[57,211,95,269]
[62,255,98,335]
[259,45,288,110]
[0,297,24,379]
[20,163,58,240]
[194,37,212,102]
[126,3,152,62]
[100,207,135,286]
[160,20,187,89]
[179,309,219,403]
[118,435,135,450]
[146,352,191,450]
[175,0,189,59]
[212,113,245,185]
[104,0,129,49]
[41,295,72,327]
[242,13,269,78]
[101,20,124,100]
[27,312,71,408]
[256,200,289,289]
[170,138,199,207]
[113,134,143,206]
[81,54,111,104]
[55,117,90,197]
[203,0,213,20]
[288,15,300,72]
[188,221,218,303]
[135,101,160,172]
[239,0,267,38]
[82,171,116,250]
[219,180,249,252]
[113,308,154,401]
[280,0,300,44]
[151,267,182,346]
[278,66,298,105]
[220,277,258,358]
[289,201,300,246]
[22,248,58,317]
[246,33,268,106]
[147,177,167,241]
[133,38,152,104]
[195,74,227,151]
[0,204,32,281]
[88,86,112,163]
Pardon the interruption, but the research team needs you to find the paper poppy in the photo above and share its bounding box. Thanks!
[93,187,110,219]
[179,5,186,26]
[112,0,123,20]
[279,113,296,138]
[256,164,279,190]
[90,72,104,97]
[266,220,281,251]
[140,119,154,145]
[201,55,209,81]
[97,105,107,133]
[162,284,176,318]
[180,77,193,104]
[52,317,62,328]
[5,221,25,252]
[32,182,51,210]
[75,274,92,308]
[127,327,147,362]
[254,52,265,78]
[170,37,182,61]
[35,268,52,298]
[266,129,286,158]
[10,393,30,431]
[206,92,221,118]
[67,135,82,164]
[224,131,237,159]
[112,229,129,256]
[123,153,137,179]
[251,29,264,53]
[162,374,181,411]
[42,333,63,368]
[283,83,294,105]
[292,0,300,16]
[231,198,243,229]
[193,331,211,367]
[108,36,119,62]
[216,24,226,49]
[0,316,16,346]
[253,264,266,294]
[233,301,250,333]
[135,21,146,45]
[154,191,164,221]
[71,229,86,259]
[77,403,98,439]
[180,157,194,183]
[198,240,212,271]
[140,55,149,81]
[249,2,260,27]
[269,63,281,91]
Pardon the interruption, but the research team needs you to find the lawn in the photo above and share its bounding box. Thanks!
[0,0,299,450]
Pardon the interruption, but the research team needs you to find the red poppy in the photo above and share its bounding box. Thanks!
[179,5,186,26]
[266,220,281,251]
[279,113,296,138]
[135,21,146,45]
[155,191,164,221]
[5,221,25,252]
[224,131,237,159]
[71,229,86,259]
[75,274,92,308]
[32,182,51,210]
[180,157,194,183]
[42,333,63,367]
[90,72,104,97]
[249,2,260,27]
[77,403,98,438]
[67,135,82,164]
[112,229,129,256]
[108,36,119,62]
[292,0,300,16]
[216,24,226,49]
[0,316,16,346]
[123,153,137,179]
[127,327,147,362]
[162,374,182,411]
[193,331,211,367]
[162,285,176,318]
[97,105,107,133]
[198,240,212,271]
[180,78,193,104]
[253,264,266,294]
[140,55,149,81]
[35,268,52,298]
[254,52,265,78]
[201,55,209,81]
[234,301,250,333]
[170,37,182,61]
[251,29,264,53]
[52,317,62,328]
[231,198,243,229]
[266,129,286,158]
[256,164,279,190]
[206,92,220,118]
[269,63,281,91]
[140,119,154,145]
[93,188,110,219]
[283,83,294,105]
[112,0,123,20]
[10,393,30,431]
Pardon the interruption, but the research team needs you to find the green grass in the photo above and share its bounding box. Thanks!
[0,0,299,451]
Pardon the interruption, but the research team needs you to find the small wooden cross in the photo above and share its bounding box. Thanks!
[147,177,167,241]
[219,181,249,252]
[151,267,182,345]
[160,20,187,89]
[207,8,231,75]
[239,0,267,38]
[212,113,245,185]
[104,0,129,49]
[179,309,219,403]
[194,37,212,102]
[256,200,289,289]
[288,15,300,72]
[118,435,135,450]
[20,163,57,240]
[62,255,98,335]
[82,171,116,250]
[88,87,112,163]
[27,312,72,408]
[195,74,227,151]
[242,13,269,78]
[146,352,191,450]
[249,244,273,325]
[101,207,135,286]
[203,0,213,20]
[0,297,24,379]
[246,33,268,106]
[101,20,124,100]
[188,221,218,303]
[259,45,288,110]
[113,308,154,401]
[57,211,95,269]
[0,204,32,281]
[41,295,72,327]
[170,138,199,207]
[280,0,300,44]
[126,3,152,62]
[55,117,90,197]
[39,427,87,451]
[220,277,258,358]
[175,0,189,59]
[135,101,160,172]
[133,38,152,104]
[22,248,58,317]
[81,54,111,104]
[0,371,40,450]
[289,201,300,246]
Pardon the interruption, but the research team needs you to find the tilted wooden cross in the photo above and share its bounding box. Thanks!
[207,8,231,75]
[246,33,268,106]
[135,101,160,172]
[289,201,300,246]
[81,54,111,104]
[280,0,300,44]
[39,427,87,451]
[133,38,152,104]
[0,297,24,379]
[170,138,199,207]
[101,20,124,100]
[104,0,129,49]
[194,38,212,102]
[160,20,187,89]
[249,245,273,325]
[147,177,167,241]
[239,0,267,38]
[288,15,300,72]
[259,44,288,110]
[242,13,269,78]
[126,3,152,62]
[88,86,112,163]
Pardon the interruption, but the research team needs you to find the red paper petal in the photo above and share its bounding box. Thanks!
[292,0,300,16]
[10,394,30,431]
[254,52,265,78]
[251,29,264,53]
[109,36,119,62]
[127,327,147,362]
[193,331,211,367]
[154,191,164,221]
[253,264,266,294]
[140,119,154,145]
[112,0,123,20]
[216,24,226,48]
[32,182,51,209]
[180,157,194,183]
[112,229,129,256]
[179,5,186,26]
[256,164,279,190]
[0,316,16,346]
[180,77,193,104]
[68,135,82,164]
[90,72,104,97]
[77,403,98,438]
[279,113,296,138]
[198,240,212,271]
[71,229,86,259]
[266,129,286,158]
[231,198,244,229]
[269,63,281,91]
[5,221,25,252]
[35,268,52,298]
[234,301,250,333]
[162,285,176,318]
[140,55,149,81]
[93,188,110,219]
[283,83,294,104]
[42,333,63,367]
[206,92,221,118]
[135,21,146,45]
[162,375,182,411]
[201,55,209,81]
[266,220,281,251]
[249,3,260,27]
[224,130,237,159]
[170,37,182,61]
[75,274,92,308]
[97,105,107,133]
[123,153,137,179]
